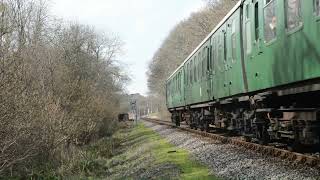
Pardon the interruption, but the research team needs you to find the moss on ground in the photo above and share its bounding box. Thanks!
[104,123,217,180]
[28,122,217,179]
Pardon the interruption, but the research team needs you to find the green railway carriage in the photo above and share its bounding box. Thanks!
[166,66,185,109]
[166,0,320,148]
[244,0,320,93]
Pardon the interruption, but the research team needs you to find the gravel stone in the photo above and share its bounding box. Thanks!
[139,163,181,179]
[143,121,320,180]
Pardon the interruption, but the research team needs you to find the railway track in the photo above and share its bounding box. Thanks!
[143,118,320,168]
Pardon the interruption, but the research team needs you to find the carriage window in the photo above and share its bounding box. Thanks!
[264,0,277,43]
[212,38,216,70]
[200,52,203,78]
[179,73,181,91]
[190,61,193,84]
[198,55,201,79]
[245,22,252,54]
[179,72,181,92]
[178,73,180,92]
[173,78,175,92]
[172,78,174,92]
[175,76,177,92]
[231,20,237,61]
[208,46,211,71]
[255,2,260,41]
[315,0,320,16]
[186,65,188,85]
[203,49,206,76]
[244,4,252,54]
[174,76,177,92]
[246,4,250,18]
[223,31,227,61]
[187,63,189,85]
[176,75,178,92]
[189,62,191,84]
[177,75,179,92]
[202,50,206,77]
[194,58,197,82]
[176,74,179,92]
[285,0,302,31]
[187,64,189,84]
[186,64,188,85]
[218,35,223,68]
[178,74,180,91]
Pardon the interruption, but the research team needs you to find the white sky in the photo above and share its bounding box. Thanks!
[51,0,205,95]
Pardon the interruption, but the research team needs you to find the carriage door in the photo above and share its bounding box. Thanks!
[253,0,263,56]
[243,0,253,62]
[206,44,213,100]
[243,0,264,58]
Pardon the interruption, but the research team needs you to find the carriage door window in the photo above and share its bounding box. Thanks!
[231,20,236,61]
[207,46,211,71]
[202,50,205,77]
[285,0,302,31]
[264,0,277,43]
[186,64,188,85]
[211,37,216,70]
[194,58,197,82]
[178,73,180,93]
[223,30,227,61]
[178,72,181,93]
[189,63,192,84]
[314,0,320,16]
[255,2,260,41]
[218,34,223,70]
[198,53,202,79]
[190,60,193,84]
[245,4,252,54]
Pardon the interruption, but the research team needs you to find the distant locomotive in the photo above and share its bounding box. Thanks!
[166,0,320,149]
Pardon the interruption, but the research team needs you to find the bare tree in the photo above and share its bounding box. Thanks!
[147,0,237,117]
[0,0,128,176]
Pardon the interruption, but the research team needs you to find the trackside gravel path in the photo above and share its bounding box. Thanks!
[143,121,320,180]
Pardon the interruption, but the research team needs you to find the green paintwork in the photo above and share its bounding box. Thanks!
[167,67,185,108]
[167,0,320,109]
[244,0,320,92]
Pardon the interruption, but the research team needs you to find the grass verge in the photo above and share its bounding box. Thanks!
[25,122,217,179]
[104,122,217,180]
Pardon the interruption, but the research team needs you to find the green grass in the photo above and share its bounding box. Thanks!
[129,123,217,180]
[23,122,217,179]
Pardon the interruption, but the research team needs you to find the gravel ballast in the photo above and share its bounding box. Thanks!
[143,121,320,180]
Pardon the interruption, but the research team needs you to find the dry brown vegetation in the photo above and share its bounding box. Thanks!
[147,0,237,117]
[0,0,128,176]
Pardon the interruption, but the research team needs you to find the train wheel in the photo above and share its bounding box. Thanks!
[175,118,180,127]
[205,121,210,132]
[200,122,205,131]
[256,129,270,145]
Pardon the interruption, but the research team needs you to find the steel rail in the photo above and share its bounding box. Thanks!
[143,118,320,168]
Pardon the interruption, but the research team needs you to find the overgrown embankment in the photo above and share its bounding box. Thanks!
[56,122,216,179]
[0,0,128,176]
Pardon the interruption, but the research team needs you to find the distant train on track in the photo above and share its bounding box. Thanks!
[166,0,320,149]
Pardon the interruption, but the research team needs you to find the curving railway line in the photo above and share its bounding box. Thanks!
[143,117,320,168]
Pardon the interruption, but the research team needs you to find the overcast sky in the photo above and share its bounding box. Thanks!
[51,0,205,95]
